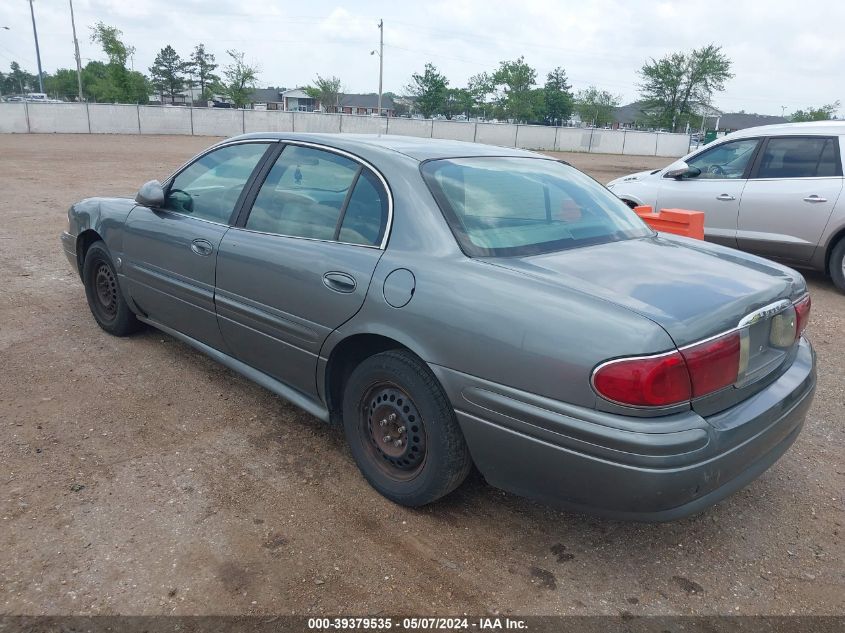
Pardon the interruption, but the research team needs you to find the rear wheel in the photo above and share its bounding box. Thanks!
[82,241,141,336]
[830,238,845,293]
[342,350,472,506]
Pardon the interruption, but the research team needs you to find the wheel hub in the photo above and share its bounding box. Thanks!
[365,386,426,471]
[94,263,118,317]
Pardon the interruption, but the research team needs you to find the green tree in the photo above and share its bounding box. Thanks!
[186,44,219,102]
[574,86,621,126]
[442,88,475,119]
[219,49,259,108]
[89,21,149,103]
[1,61,37,95]
[790,101,840,122]
[467,72,494,118]
[639,44,733,131]
[305,75,343,112]
[44,68,80,100]
[406,63,448,118]
[150,45,187,104]
[491,57,537,122]
[543,67,573,126]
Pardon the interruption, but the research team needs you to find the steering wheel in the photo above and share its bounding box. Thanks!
[168,188,194,212]
[707,164,725,176]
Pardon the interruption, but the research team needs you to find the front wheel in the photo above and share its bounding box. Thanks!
[342,350,472,506]
[830,239,845,293]
[82,241,141,336]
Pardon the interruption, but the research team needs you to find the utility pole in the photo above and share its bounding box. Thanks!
[28,0,44,93]
[377,19,383,116]
[69,0,84,101]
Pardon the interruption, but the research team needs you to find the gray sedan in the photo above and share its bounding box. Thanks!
[61,133,816,520]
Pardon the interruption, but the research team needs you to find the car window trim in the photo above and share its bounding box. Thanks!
[160,139,279,226]
[233,139,394,250]
[683,137,762,181]
[747,135,844,180]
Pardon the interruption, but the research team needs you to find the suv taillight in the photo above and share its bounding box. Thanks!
[592,331,741,408]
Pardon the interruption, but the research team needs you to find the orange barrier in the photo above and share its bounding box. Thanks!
[633,206,705,240]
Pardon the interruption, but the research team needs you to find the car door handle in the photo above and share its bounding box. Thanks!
[190,238,214,256]
[803,195,827,203]
[716,194,736,201]
[323,272,357,294]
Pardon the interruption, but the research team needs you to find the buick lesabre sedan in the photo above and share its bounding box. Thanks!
[608,121,845,292]
[61,134,816,520]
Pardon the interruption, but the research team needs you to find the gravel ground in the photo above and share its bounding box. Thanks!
[0,134,842,617]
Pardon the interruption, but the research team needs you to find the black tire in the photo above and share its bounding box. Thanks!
[82,241,141,336]
[342,349,472,506]
[830,238,845,293]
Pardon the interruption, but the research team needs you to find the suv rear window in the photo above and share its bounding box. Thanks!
[421,157,652,257]
[756,137,842,179]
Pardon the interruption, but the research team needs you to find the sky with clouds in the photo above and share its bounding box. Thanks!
[0,0,842,115]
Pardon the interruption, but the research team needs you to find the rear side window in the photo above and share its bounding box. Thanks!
[245,144,388,245]
[756,137,842,179]
[421,157,651,257]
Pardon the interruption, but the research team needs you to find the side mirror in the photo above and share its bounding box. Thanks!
[663,161,701,180]
[135,180,165,208]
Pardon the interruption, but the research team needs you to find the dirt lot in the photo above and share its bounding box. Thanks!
[0,135,842,617]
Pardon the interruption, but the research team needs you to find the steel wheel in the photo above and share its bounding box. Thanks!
[359,382,427,481]
[94,262,119,320]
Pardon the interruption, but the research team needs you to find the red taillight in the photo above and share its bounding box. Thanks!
[679,331,741,398]
[592,351,691,407]
[794,295,811,338]
[593,331,742,407]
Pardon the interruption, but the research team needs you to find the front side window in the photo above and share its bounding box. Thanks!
[246,145,388,245]
[421,157,652,257]
[686,138,759,179]
[165,143,270,223]
[756,137,841,179]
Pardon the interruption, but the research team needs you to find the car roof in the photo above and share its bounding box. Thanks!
[726,120,845,140]
[228,132,546,162]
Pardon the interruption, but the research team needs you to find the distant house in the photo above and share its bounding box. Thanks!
[335,93,395,117]
[705,112,788,133]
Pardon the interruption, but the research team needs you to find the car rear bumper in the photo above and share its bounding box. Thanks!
[60,231,78,274]
[430,338,816,521]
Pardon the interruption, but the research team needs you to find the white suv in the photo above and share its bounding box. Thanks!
[608,121,845,291]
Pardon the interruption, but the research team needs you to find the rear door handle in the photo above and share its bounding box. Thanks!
[190,238,214,256]
[323,272,357,294]
[803,195,827,203]
[716,194,736,201]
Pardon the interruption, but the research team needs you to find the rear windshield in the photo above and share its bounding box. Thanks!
[421,157,652,257]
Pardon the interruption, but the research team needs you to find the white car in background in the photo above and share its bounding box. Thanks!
[608,122,845,292]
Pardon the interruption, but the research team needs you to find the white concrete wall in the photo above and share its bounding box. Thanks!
[432,120,475,142]
[340,115,387,134]
[0,104,692,156]
[0,103,29,133]
[656,132,691,157]
[138,105,191,135]
[589,130,626,154]
[88,104,139,134]
[244,110,294,133]
[28,103,89,133]
[192,107,243,137]
[385,117,432,138]
[475,122,516,147]
[293,112,341,133]
[515,124,557,150]
[556,127,590,152]
[622,130,657,156]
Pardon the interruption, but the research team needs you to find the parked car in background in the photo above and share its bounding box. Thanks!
[608,122,845,291]
[61,134,815,520]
